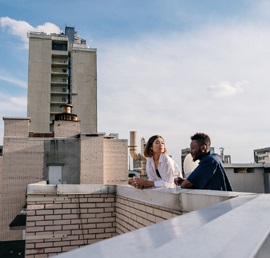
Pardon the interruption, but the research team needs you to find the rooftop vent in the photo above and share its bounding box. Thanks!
[55,104,78,121]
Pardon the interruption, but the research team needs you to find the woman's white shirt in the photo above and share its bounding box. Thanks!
[146,153,182,188]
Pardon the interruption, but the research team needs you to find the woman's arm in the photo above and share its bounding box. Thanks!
[132,178,155,189]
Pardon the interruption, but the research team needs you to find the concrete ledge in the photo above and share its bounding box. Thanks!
[117,185,253,212]
[27,183,116,195]
[180,189,256,211]
[117,185,183,211]
[55,193,266,258]
[57,184,116,194]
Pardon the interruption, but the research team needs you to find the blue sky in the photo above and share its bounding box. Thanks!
[1,0,270,165]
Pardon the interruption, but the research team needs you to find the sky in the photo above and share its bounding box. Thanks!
[1,0,270,166]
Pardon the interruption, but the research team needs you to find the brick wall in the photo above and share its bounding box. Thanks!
[0,139,44,240]
[80,135,104,184]
[53,120,80,138]
[25,193,116,258]
[3,118,30,137]
[25,186,183,257]
[103,139,128,185]
[116,195,182,234]
[80,136,128,185]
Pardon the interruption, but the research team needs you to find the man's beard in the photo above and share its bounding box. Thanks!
[193,150,204,161]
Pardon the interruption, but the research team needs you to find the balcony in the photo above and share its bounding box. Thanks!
[51,70,68,76]
[51,50,68,57]
[50,100,68,104]
[51,79,68,85]
[51,60,69,66]
[51,90,69,95]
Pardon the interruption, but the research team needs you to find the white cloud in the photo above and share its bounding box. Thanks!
[96,20,270,164]
[0,75,27,88]
[0,17,61,48]
[0,93,27,113]
[207,81,246,97]
[9,96,27,107]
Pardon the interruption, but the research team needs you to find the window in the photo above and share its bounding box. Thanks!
[52,41,67,51]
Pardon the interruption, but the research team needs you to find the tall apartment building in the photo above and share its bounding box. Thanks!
[27,26,97,134]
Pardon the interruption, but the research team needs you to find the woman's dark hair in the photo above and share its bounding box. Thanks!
[190,132,211,151]
[144,135,167,157]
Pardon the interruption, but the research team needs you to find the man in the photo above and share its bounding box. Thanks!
[180,132,232,191]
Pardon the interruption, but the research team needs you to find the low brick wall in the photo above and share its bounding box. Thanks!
[116,195,182,234]
[25,193,116,257]
[25,184,185,257]
[26,185,251,258]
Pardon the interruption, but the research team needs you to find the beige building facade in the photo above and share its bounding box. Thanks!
[27,26,97,134]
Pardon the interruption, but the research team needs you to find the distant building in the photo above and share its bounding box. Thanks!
[27,26,97,134]
[254,147,270,163]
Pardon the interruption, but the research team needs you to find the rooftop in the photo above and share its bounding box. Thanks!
[25,183,270,258]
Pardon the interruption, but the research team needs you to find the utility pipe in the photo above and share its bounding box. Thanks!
[129,131,146,177]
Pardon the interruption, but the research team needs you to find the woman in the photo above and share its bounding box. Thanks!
[132,135,182,189]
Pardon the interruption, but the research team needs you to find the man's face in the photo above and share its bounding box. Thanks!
[190,140,205,161]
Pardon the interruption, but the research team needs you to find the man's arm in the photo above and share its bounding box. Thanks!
[180,179,194,189]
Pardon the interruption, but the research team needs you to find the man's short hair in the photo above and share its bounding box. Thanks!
[191,133,211,150]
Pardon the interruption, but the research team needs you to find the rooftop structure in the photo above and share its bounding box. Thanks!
[0,113,128,241]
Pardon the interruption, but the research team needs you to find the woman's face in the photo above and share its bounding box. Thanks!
[152,137,165,154]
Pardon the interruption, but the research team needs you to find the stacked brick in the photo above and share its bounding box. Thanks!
[115,195,182,234]
[25,193,116,258]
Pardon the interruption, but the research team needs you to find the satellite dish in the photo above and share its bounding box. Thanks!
[183,153,199,178]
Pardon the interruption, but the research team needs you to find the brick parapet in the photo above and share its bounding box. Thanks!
[115,195,182,235]
[25,185,184,257]
[25,193,116,257]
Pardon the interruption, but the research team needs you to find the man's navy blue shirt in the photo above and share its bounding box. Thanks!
[187,152,232,191]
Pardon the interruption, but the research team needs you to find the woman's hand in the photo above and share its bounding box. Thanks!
[132,177,146,189]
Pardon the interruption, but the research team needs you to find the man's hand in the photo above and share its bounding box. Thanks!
[174,177,185,186]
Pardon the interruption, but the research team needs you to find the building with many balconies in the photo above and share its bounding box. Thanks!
[27,26,97,134]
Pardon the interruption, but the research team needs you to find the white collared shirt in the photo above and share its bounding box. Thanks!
[146,153,182,188]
